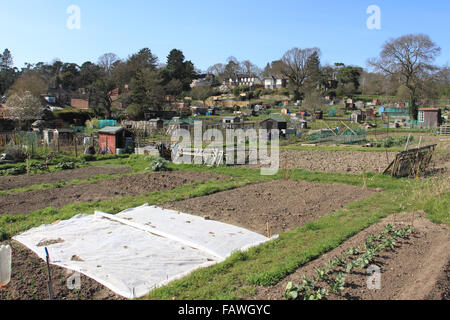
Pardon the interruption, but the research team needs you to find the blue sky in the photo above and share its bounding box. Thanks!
[1,0,449,71]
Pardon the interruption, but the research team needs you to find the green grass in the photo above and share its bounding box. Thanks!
[0,171,132,196]
[145,176,448,300]
[280,144,403,153]
[0,155,447,300]
[280,144,450,153]
[0,163,424,241]
[0,154,131,176]
[0,176,258,241]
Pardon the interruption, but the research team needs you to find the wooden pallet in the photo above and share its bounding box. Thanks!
[384,144,437,178]
[440,124,450,135]
[172,146,223,166]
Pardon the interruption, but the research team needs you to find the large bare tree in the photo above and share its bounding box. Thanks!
[4,92,44,128]
[240,60,261,77]
[98,53,119,74]
[8,74,48,97]
[368,34,441,119]
[281,47,321,96]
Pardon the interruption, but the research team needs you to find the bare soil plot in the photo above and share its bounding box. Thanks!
[252,213,450,300]
[0,165,132,191]
[248,150,398,174]
[162,180,376,236]
[0,241,124,300]
[372,132,450,151]
[248,150,448,175]
[0,171,224,215]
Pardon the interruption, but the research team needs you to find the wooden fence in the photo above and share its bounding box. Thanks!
[0,132,15,147]
[440,124,450,136]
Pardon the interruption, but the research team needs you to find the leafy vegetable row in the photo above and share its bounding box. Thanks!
[285,224,414,300]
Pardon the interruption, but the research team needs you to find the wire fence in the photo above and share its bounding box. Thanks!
[306,128,367,145]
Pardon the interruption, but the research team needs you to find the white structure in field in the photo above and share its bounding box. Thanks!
[13,205,273,298]
[0,245,12,286]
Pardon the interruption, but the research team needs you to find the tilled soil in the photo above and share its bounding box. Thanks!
[0,165,132,191]
[251,213,450,300]
[249,150,398,174]
[247,150,448,175]
[0,241,125,300]
[162,180,376,236]
[0,171,224,215]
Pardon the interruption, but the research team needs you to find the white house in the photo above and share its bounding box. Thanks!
[224,74,262,88]
[263,76,288,90]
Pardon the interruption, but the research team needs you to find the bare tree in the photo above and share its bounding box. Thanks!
[8,74,48,97]
[281,47,321,95]
[207,63,225,76]
[302,90,327,113]
[98,53,119,74]
[241,60,261,77]
[4,92,44,128]
[368,34,441,119]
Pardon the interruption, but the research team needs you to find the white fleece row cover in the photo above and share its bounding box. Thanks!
[13,205,272,299]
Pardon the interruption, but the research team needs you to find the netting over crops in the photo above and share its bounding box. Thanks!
[306,128,367,144]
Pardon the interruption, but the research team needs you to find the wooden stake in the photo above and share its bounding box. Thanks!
[404,133,412,151]
[45,248,54,300]
[266,222,272,238]
[340,121,356,135]
[378,152,381,173]
[415,137,423,177]
[74,136,78,158]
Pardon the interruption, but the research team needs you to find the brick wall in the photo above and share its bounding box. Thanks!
[71,98,89,110]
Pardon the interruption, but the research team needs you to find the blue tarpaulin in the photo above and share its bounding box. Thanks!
[99,120,118,129]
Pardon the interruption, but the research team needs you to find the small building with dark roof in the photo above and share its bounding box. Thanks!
[418,108,442,128]
[260,117,288,131]
[98,126,134,154]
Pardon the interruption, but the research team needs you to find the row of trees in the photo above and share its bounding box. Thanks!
[207,57,261,83]
[204,34,447,119]
[0,49,18,97]
[1,48,200,120]
[1,33,448,121]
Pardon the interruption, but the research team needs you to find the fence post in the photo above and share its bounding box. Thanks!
[74,135,78,158]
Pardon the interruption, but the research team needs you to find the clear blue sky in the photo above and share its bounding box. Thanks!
[1,0,449,71]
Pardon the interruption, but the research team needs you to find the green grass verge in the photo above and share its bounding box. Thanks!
[0,171,133,196]
[0,160,447,300]
[146,179,449,300]
[0,176,260,241]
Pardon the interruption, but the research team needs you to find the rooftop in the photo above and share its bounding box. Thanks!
[419,108,441,111]
[98,126,124,134]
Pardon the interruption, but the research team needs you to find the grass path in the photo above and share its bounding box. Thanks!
[0,156,447,300]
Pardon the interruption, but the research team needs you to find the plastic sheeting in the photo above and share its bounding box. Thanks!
[0,245,12,286]
[13,205,273,299]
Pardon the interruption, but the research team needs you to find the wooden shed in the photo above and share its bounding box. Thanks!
[314,110,324,120]
[260,117,287,131]
[98,126,134,154]
[418,108,442,128]
[149,118,164,130]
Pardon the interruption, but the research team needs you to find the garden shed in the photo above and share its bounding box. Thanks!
[314,111,324,120]
[418,108,442,128]
[222,116,241,129]
[149,118,164,130]
[43,129,75,146]
[98,126,134,154]
[260,117,287,131]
